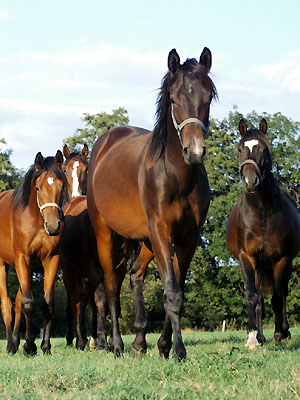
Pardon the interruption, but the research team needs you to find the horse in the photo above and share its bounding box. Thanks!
[87,47,217,359]
[226,119,300,349]
[63,144,89,197]
[61,146,127,350]
[0,150,68,355]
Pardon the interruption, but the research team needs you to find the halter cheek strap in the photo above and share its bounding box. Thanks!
[171,104,209,148]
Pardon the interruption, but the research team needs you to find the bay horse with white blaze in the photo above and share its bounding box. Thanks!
[0,151,68,355]
[226,119,300,349]
[61,146,128,350]
[87,47,217,359]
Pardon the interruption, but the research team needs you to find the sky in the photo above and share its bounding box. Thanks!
[0,0,299,169]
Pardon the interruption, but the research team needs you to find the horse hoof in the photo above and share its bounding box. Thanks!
[157,337,171,359]
[23,342,37,356]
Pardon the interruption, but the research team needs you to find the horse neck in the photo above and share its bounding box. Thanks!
[243,171,280,213]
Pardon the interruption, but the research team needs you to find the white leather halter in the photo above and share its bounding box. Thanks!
[171,104,209,148]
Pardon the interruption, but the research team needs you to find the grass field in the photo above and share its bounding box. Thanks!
[0,329,300,399]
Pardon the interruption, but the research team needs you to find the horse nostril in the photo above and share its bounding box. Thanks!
[202,147,207,158]
[183,147,188,154]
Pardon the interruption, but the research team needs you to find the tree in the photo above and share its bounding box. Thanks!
[0,139,21,191]
[63,107,129,153]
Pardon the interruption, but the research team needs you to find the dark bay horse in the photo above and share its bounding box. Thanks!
[63,144,89,197]
[61,147,127,350]
[0,151,68,354]
[226,119,300,349]
[87,47,217,359]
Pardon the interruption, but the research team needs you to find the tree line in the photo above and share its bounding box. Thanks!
[0,108,300,338]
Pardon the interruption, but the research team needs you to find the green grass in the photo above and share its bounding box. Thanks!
[0,329,300,399]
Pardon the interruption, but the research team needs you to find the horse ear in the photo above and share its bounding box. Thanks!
[34,152,44,171]
[81,144,88,159]
[168,49,180,75]
[259,118,268,134]
[199,47,212,71]
[239,119,247,136]
[63,144,70,159]
[54,150,64,168]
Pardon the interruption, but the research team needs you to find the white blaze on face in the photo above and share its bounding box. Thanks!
[245,330,260,350]
[244,139,259,153]
[47,177,54,185]
[71,161,80,197]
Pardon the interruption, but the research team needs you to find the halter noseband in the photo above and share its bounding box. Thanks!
[37,197,62,217]
[239,159,265,181]
[171,104,209,148]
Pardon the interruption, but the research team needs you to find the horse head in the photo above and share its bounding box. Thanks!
[238,118,272,193]
[167,47,216,164]
[63,144,89,197]
[34,150,67,236]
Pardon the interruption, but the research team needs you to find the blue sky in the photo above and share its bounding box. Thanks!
[0,0,299,168]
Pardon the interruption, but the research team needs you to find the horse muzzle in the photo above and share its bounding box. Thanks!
[182,145,207,165]
[44,219,62,236]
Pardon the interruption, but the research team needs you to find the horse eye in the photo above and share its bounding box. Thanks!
[170,98,175,104]
[36,186,39,192]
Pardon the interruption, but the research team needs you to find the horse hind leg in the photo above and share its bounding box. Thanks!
[130,243,153,354]
[0,262,17,353]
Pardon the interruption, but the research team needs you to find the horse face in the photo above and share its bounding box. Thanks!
[63,145,88,197]
[64,157,88,197]
[168,47,214,165]
[35,172,64,236]
[238,119,271,193]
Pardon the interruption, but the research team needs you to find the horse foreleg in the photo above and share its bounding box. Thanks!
[0,261,17,353]
[149,221,186,360]
[15,254,36,356]
[158,238,195,359]
[272,257,292,343]
[130,243,153,354]
[240,252,262,348]
[41,255,59,354]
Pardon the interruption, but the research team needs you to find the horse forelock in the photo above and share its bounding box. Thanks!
[151,58,217,159]
[12,157,69,211]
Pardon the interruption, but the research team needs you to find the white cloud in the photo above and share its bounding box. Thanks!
[252,51,300,94]
[0,10,15,20]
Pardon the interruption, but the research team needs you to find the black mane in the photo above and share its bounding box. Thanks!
[150,58,218,158]
[12,156,69,211]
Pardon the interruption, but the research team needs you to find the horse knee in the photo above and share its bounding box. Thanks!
[21,296,34,314]
[163,289,183,315]
[245,290,258,307]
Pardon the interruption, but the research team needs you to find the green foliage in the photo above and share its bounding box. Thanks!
[0,139,21,191]
[63,107,129,153]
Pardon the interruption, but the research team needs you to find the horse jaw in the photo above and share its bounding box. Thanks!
[245,330,260,350]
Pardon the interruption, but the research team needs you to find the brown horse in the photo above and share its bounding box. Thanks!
[226,119,300,349]
[61,147,127,350]
[0,151,68,355]
[63,144,88,197]
[87,47,217,359]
